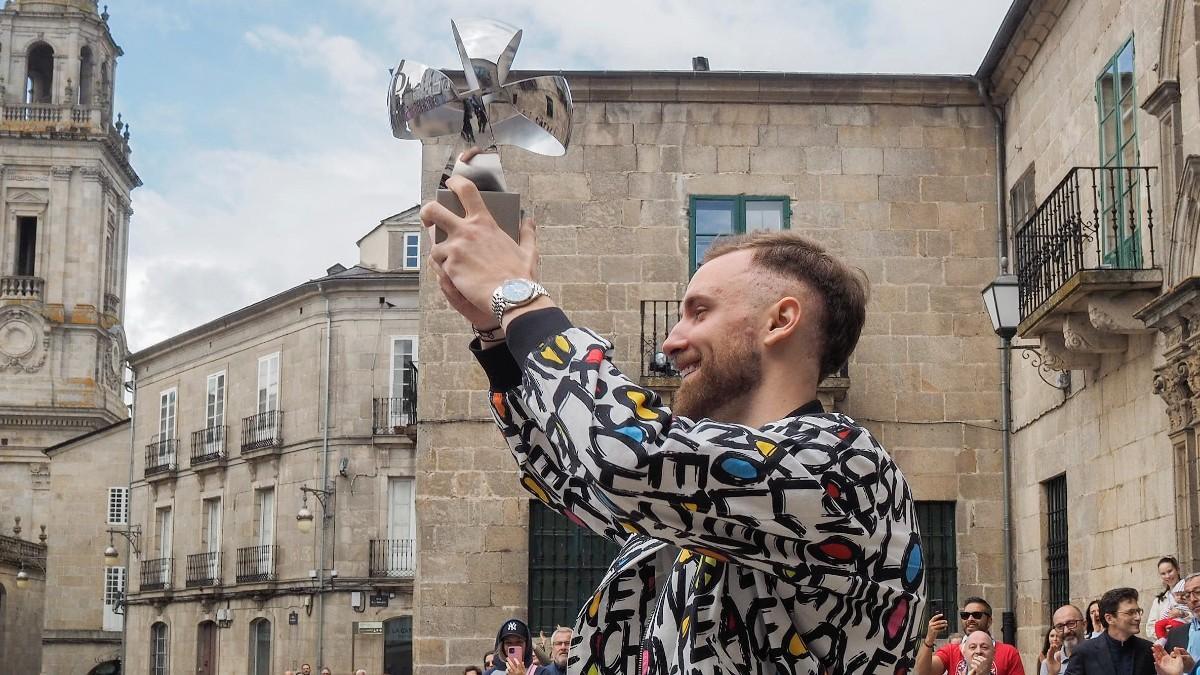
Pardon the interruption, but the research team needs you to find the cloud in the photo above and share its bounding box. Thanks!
[243,25,385,105]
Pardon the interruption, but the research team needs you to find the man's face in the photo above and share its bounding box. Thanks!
[1052,606,1086,642]
[962,631,994,667]
[665,251,767,421]
[301,666,312,675]
[1182,576,1200,618]
[1106,599,1143,635]
[552,629,571,667]
[960,602,992,634]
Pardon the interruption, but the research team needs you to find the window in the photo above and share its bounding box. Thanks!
[403,232,420,270]
[689,195,790,271]
[915,501,957,618]
[102,566,124,631]
[25,42,54,104]
[383,616,413,675]
[107,487,128,525]
[390,338,418,426]
[202,498,222,554]
[15,216,37,276]
[1010,165,1036,232]
[257,353,280,414]
[255,488,275,575]
[158,389,177,441]
[1096,37,1141,266]
[78,46,94,104]
[527,500,621,633]
[249,618,271,675]
[103,220,116,295]
[1045,474,1069,610]
[150,622,169,675]
[381,478,416,575]
[156,506,173,559]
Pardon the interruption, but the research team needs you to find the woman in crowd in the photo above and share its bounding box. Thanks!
[1147,556,1185,639]
[1037,625,1061,674]
[1085,600,1102,638]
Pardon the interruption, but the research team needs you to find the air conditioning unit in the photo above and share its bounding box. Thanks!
[350,591,364,611]
[215,608,233,627]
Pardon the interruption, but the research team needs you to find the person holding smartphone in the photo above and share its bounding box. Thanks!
[916,597,1025,675]
[486,618,537,675]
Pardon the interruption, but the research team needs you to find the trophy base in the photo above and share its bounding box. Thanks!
[435,188,521,243]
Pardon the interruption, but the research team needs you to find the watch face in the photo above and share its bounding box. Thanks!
[501,279,534,303]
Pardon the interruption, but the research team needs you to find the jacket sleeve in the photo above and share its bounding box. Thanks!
[482,312,924,598]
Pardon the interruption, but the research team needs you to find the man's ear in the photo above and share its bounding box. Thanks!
[762,296,803,347]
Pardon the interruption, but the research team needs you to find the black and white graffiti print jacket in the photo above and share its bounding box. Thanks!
[474,308,926,675]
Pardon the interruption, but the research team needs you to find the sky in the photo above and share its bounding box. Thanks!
[105,0,1013,350]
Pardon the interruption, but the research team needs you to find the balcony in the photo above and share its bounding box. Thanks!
[1013,166,1162,367]
[372,397,416,437]
[140,557,173,591]
[236,545,276,583]
[0,533,46,569]
[1,103,105,131]
[190,426,227,467]
[241,411,283,455]
[0,275,44,303]
[369,538,416,578]
[144,438,179,478]
[185,551,221,588]
[638,300,851,409]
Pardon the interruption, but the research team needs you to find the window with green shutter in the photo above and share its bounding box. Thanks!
[1095,37,1141,267]
[689,195,791,272]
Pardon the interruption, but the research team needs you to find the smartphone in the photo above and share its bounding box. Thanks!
[507,644,524,662]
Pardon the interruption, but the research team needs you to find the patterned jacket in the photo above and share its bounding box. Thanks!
[475,310,925,674]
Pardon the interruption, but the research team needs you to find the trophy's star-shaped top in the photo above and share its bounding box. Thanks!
[388,18,573,158]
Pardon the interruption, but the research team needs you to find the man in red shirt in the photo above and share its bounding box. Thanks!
[917,597,1026,675]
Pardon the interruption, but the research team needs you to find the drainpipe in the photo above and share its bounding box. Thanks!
[120,365,136,671]
[316,284,333,667]
[976,77,1018,647]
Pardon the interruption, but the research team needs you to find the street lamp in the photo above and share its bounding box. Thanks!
[15,566,29,589]
[104,544,120,565]
[296,503,315,534]
[981,272,1020,339]
[102,525,142,563]
[296,484,333,533]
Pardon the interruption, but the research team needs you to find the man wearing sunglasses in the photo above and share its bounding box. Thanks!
[916,597,1025,675]
[1164,573,1200,673]
[1063,587,1194,674]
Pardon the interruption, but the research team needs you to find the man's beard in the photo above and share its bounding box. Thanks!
[672,332,762,421]
[554,653,568,668]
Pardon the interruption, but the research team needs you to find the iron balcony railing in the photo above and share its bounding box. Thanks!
[640,300,681,377]
[190,425,227,465]
[241,410,283,453]
[140,557,172,591]
[1013,166,1158,322]
[144,438,179,477]
[185,551,221,588]
[369,539,416,578]
[0,533,46,568]
[373,362,418,434]
[236,545,276,583]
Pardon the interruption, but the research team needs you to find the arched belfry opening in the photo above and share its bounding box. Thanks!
[78,45,94,105]
[25,42,54,104]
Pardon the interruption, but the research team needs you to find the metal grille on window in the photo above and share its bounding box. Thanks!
[1046,475,1069,610]
[107,486,128,525]
[527,500,621,634]
[150,622,169,675]
[103,566,125,608]
[916,501,958,619]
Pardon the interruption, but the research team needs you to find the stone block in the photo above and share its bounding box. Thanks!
[528,174,590,201]
[908,336,961,364]
[749,147,803,174]
[767,105,825,126]
[711,103,770,125]
[919,231,953,257]
[938,202,986,231]
[890,202,938,229]
[923,127,966,148]
[681,146,717,173]
[920,176,966,202]
[605,102,663,124]
[827,105,871,126]
[588,173,630,199]
[879,175,920,201]
[804,147,841,174]
[883,148,938,176]
[684,124,760,146]
[634,123,687,145]
[577,123,634,146]
[841,147,883,175]
[717,146,749,173]
[820,175,878,202]
[584,145,637,173]
[760,125,839,147]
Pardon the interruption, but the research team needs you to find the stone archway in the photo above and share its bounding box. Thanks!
[86,660,120,675]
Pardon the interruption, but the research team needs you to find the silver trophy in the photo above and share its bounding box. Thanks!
[389,18,573,242]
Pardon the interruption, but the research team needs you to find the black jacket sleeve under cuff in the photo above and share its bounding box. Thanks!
[470,338,524,393]
[505,307,574,363]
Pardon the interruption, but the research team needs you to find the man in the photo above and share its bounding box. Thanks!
[918,597,1024,675]
[485,618,536,674]
[962,631,997,675]
[1165,573,1200,672]
[536,627,570,675]
[1064,587,1194,674]
[356,670,368,675]
[1043,605,1088,675]
[301,665,313,675]
[285,671,295,675]
[424,173,925,673]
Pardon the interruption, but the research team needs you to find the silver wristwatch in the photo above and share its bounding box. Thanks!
[491,278,548,324]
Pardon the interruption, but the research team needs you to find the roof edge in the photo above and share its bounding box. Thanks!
[975,0,1036,82]
[42,417,130,455]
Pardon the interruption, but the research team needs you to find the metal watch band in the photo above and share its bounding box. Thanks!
[491,280,548,324]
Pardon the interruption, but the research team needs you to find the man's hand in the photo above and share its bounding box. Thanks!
[967,654,990,675]
[1152,643,1195,675]
[505,654,524,673]
[1045,642,1062,675]
[925,613,948,646]
[422,174,539,319]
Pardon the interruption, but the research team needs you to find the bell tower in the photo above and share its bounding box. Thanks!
[0,0,139,528]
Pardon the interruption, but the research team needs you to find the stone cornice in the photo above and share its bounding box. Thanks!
[468,70,983,106]
[1142,80,1181,117]
[979,0,1068,101]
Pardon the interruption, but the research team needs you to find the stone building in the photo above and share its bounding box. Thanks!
[119,210,422,675]
[980,0,1200,651]
[0,0,137,672]
[413,73,1008,670]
